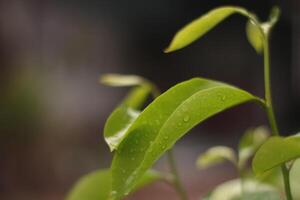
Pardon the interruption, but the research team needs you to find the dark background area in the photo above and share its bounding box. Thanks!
[0,0,299,199]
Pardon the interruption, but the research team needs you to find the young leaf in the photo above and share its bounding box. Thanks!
[110,77,262,199]
[246,20,264,54]
[102,74,152,151]
[252,136,300,175]
[207,179,281,200]
[164,6,249,53]
[238,126,269,168]
[66,169,161,200]
[196,146,237,169]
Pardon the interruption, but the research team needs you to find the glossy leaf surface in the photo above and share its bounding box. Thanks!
[196,146,237,169]
[252,136,300,175]
[111,77,261,199]
[206,179,281,200]
[66,169,161,200]
[164,6,248,53]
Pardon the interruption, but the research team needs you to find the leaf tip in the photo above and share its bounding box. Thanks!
[163,43,177,53]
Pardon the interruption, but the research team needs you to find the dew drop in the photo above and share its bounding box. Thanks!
[183,115,190,122]
[221,95,226,101]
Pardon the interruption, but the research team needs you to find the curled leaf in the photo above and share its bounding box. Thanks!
[102,74,153,151]
[246,20,264,54]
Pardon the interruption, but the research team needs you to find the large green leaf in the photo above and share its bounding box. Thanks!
[196,146,237,169]
[66,169,161,200]
[252,136,300,175]
[205,179,281,200]
[110,77,262,199]
[164,6,249,53]
[102,74,153,151]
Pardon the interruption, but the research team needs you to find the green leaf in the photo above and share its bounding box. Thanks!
[110,77,262,199]
[252,136,300,175]
[206,179,281,200]
[246,20,263,54]
[104,106,140,151]
[238,126,269,168]
[164,6,249,53]
[196,146,237,169]
[66,169,161,200]
[102,74,153,151]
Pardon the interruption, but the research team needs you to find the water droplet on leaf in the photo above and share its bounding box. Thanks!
[183,115,190,122]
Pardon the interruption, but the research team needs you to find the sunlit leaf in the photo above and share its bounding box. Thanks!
[66,169,161,200]
[246,20,263,54]
[252,136,300,175]
[164,6,249,53]
[110,77,262,199]
[196,146,237,169]
[206,179,281,200]
[238,126,269,168]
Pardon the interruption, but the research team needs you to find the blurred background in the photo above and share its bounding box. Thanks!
[0,0,299,199]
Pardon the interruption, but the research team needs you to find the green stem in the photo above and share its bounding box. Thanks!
[263,34,293,200]
[150,86,188,200]
[167,150,189,200]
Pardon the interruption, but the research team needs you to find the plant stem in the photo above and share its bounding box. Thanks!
[263,35,293,200]
[167,150,189,200]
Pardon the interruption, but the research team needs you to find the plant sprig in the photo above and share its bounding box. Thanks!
[65,5,300,200]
